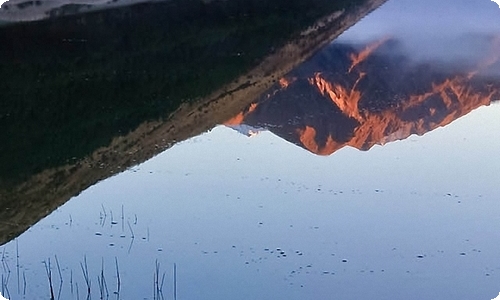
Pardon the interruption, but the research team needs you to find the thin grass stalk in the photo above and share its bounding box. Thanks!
[174,263,177,300]
[43,258,55,300]
[23,270,26,295]
[80,256,91,297]
[16,239,19,294]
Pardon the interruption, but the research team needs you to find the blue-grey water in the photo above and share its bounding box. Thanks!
[1,0,500,299]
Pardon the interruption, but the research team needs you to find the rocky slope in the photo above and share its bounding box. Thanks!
[227,35,500,155]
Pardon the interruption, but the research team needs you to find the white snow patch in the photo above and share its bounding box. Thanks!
[0,0,166,23]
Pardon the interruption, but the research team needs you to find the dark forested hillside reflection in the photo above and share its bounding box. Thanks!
[0,0,375,185]
[2,0,500,299]
[0,0,386,245]
[226,34,500,155]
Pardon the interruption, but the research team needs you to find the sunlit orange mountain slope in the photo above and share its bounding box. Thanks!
[226,35,500,155]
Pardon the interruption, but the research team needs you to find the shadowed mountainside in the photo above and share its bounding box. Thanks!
[0,0,380,185]
[0,0,388,245]
[226,35,500,155]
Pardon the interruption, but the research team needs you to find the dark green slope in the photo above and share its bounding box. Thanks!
[0,0,365,186]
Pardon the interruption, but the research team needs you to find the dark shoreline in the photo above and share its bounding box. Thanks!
[0,0,365,186]
[0,0,388,245]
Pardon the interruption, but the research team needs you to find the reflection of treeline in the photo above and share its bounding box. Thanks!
[0,0,365,185]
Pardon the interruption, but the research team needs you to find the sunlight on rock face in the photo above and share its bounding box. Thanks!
[1,0,500,299]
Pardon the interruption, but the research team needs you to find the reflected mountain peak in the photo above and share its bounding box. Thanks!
[297,125,343,155]
[2,0,500,298]
[0,0,389,245]
[229,33,500,155]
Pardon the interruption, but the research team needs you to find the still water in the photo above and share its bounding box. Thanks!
[1,0,500,299]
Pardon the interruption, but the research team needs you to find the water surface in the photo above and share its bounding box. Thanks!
[1,0,500,299]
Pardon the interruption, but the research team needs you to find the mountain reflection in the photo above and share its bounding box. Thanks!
[0,0,386,245]
[226,35,500,155]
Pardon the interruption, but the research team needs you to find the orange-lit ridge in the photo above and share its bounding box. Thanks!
[308,72,364,121]
[226,36,500,155]
[299,37,500,155]
[279,77,296,89]
[224,102,259,126]
[297,126,344,155]
[348,36,391,73]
